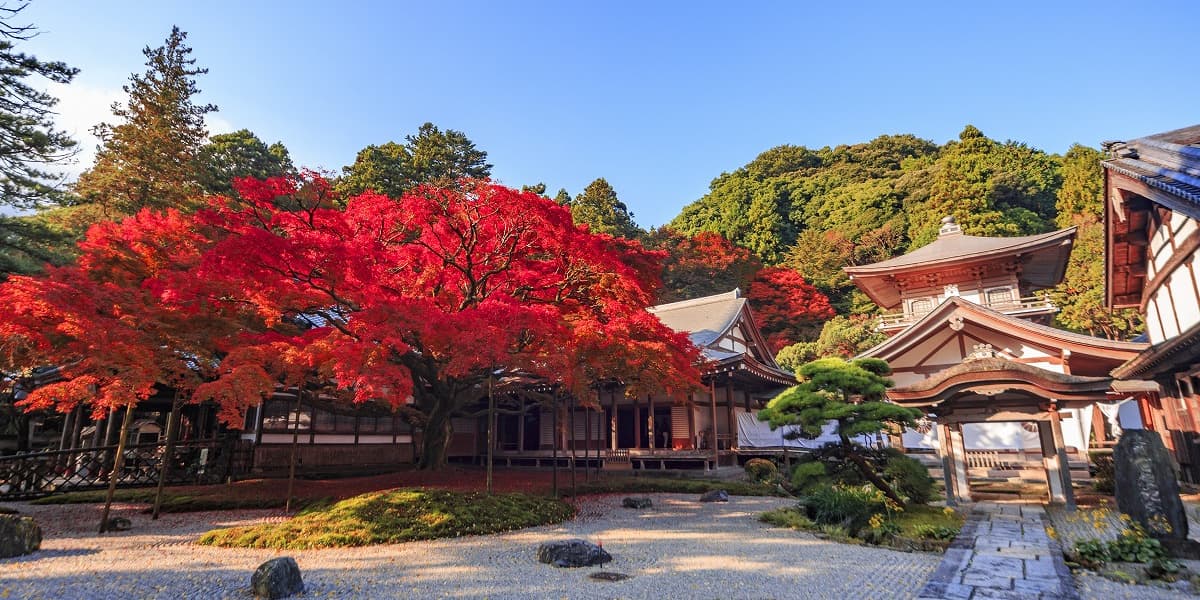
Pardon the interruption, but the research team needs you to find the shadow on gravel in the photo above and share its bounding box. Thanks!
[0,547,100,562]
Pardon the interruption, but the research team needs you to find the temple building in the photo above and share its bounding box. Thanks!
[1104,124,1200,481]
[476,289,797,470]
[845,216,1148,506]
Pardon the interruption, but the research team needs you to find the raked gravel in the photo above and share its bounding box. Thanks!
[0,493,940,599]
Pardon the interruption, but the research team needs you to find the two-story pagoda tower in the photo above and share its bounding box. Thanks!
[844,217,1148,506]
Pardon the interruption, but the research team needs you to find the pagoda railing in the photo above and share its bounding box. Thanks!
[878,296,1056,329]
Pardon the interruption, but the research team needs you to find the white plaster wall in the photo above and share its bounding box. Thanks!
[1171,273,1200,333]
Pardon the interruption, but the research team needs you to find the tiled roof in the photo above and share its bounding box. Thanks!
[647,289,745,348]
[844,227,1076,273]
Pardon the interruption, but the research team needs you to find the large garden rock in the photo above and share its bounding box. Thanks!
[536,539,612,568]
[699,489,729,503]
[1114,430,1188,540]
[0,514,41,558]
[622,497,652,509]
[251,556,304,599]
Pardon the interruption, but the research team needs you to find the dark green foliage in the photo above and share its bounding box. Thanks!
[197,488,574,549]
[744,458,779,483]
[790,461,828,492]
[337,122,491,198]
[800,485,887,535]
[197,129,295,195]
[569,178,642,238]
[759,357,920,505]
[910,523,959,541]
[1072,529,1166,568]
[883,453,935,505]
[0,5,79,209]
[1090,452,1116,494]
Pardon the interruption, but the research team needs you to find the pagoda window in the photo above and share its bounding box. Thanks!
[985,286,1015,308]
[907,297,934,317]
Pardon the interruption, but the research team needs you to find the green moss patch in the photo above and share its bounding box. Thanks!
[760,502,963,552]
[197,488,574,549]
[29,488,322,513]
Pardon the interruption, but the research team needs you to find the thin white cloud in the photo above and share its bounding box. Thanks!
[46,81,235,181]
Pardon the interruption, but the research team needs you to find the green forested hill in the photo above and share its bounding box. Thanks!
[668,125,1141,341]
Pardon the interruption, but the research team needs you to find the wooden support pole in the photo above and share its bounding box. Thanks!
[1039,409,1076,509]
[610,390,618,451]
[687,393,696,450]
[726,380,736,450]
[99,402,135,533]
[647,393,655,450]
[633,396,641,449]
[518,395,526,452]
[709,378,719,465]
[948,423,970,503]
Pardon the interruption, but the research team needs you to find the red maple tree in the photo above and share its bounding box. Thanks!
[194,176,701,468]
[646,228,761,303]
[747,266,835,352]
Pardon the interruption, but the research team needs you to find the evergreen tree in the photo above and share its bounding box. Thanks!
[0,5,79,276]
[553,188,571,206]
[570,178,642,238]
[74,27,217,217]
[758,357,921,505]
[197,129,294,195]
[338,122,491,197]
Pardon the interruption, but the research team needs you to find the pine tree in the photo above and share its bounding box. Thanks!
[0,5,79,276]
[74,27,216,217]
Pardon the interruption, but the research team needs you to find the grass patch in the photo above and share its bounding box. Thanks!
[573,476,786,497]
[28,488,326,513]
[760,502,963,552]
[197,488,574,549]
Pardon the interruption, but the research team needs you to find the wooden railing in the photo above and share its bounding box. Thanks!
[0,438,251,500]
[878,296,1056,329]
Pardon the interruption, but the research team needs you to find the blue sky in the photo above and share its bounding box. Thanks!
[21,1,1200,227]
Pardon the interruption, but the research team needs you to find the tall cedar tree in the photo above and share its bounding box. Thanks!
[0,4,79,276]
[644,228,761,304]
[747,266,835,352]
[570,178,642,239]
[195,176,700,469]
[337,122,491,198]
[74,27,216,217]
[758,357,922,505]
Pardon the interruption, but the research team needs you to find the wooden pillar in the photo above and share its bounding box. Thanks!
[633,396,641,449]
[353,407,361,445]
[254,401,265,445]
[307,402,316,444]
[104,407,120,446]
[518,395,526,452]
[744,389,751,412]
[59,407,76,451]
[91,412,105,447]
[647,393,655,450]
[726,381,737,449]
[936,423,956,506]
[1038,410,1076,508]
[709,378,719,463]
[686,393,696,450]
[938,422,968,505]
[609,390,618,451]
[1091,405,1107,448]
[69,405,85,450]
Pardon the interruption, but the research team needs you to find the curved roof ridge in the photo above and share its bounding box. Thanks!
[859,296,1148,360]
[844,227,1076,274]
[892,357,1110,394]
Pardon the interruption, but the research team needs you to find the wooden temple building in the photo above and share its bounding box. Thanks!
[1104,124,1200,481]
[846,216,1149,506]
[460,289,796,471]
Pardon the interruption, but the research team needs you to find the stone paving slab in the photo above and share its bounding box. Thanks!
[917,502,1080,600]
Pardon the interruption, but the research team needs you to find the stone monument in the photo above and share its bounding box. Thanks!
[1113,430,1200,557]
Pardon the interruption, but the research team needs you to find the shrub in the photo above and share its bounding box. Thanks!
[1107,529,1165,563]
[759,506,813,530]
[883,454,935,505]
[1090,452,1115,495]
[790,460,828,492]
[744,458,779,483]
[1073,538,1110,567]
[800,485,887,535]
[910,523,959,541]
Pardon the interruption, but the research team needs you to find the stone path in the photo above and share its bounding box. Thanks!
[919,502,1079,600]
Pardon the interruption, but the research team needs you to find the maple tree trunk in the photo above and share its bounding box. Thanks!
[151,404,181,520]
[418,410,453,470]
[839,432,906,508]
[99,402,135,534]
